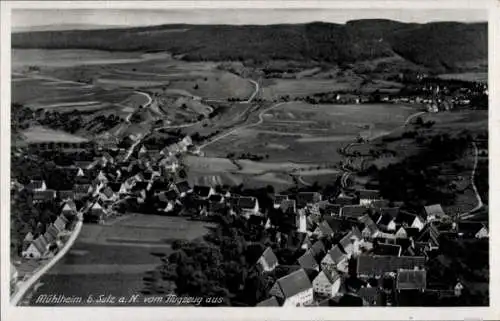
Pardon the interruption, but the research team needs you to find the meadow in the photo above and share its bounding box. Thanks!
[29,214,214,305]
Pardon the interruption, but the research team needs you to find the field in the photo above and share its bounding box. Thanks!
[437,72,488,83]
[21,126,89,143]
[204,102,420,164]
[30,214,215,305]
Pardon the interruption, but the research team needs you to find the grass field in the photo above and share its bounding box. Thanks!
[29,214,214,305]
[437,72,488,83]
[204,102,419,164]
[21,126,89,143]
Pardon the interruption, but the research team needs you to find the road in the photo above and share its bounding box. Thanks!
[198,101,286,150]
[245,79,260,103]
[459,142,484,220]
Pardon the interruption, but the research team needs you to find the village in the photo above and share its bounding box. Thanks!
[10,121,489,306]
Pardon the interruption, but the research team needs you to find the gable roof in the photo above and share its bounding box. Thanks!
[256,296,280,307]
[298,250,319,270]
[357,189,380,199]
[259,247,279,268]
[33,190,56,201]
[28,179,45,190]
[423,204,447,218]
[323,245,346,264]
[370,199,391,210]
[58,190,75,200]
[315,269,341,285]
[357,255,426,276]
[341,205,367,219]
[74,184,91,194]
[274,268,312,299]
[310,240,326,258]
[339,231,359,250]
[373,243,402,256]
[324,217,345,233]
[380,207,400,218]
[396,269,427,290]
[208,194,223,203]
[101,187,115,199]
[457,222,486,234]
[395,211,422,225]
[377,212,396,226]
[317,221,334,236]
[358,287,383,306]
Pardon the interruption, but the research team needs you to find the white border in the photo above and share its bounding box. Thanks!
[1,1,498,320]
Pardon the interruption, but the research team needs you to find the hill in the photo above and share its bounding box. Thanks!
[12,20,487,72]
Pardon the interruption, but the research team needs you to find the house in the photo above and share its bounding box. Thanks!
[256,296,280,307]
[321,245,348,273]
[357,189,381,206]
[324,217,346,234]
[193,185,215,199]
[313,269,342,299]
[356,255,426,278]
[174,181,192,197]
[340,205,367,220]
[339,230,362,258]
[61,200,77,217]
[280,199,297,214]
[359,215,379,239]
[237,196,260,217]
[296,211,307,233]
[376,212,396,232]
[358,287,385,306]
[273,194,289,209]
[321,203,341,216]
[150,179,170,194]
[396,269,427,291]
[44,224,60,242]
[58,190,75,201]
[100,186,118,205]
[297,250,320,271]
[457,222,489,239]
[313,221,335,238]
[416,223,441,250]
[335,193,356,206]
[74,184,93,200]
[395,226,408,239]
[87,201,106,223]
[370,199,391,211]
[33,190,57,203]
[53,215,69,232]
[372,243,402,256]
[269,268,314,307]
[310,240,327,261]
[28,179,47,191]
[296,192,322,208]
[395,212,425,231]
[423,204,448,221]
[22,235,49,258]
[257,247,279,272]
[23,231,34,249]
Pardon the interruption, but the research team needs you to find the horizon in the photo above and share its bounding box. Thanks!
[12,9,487,32]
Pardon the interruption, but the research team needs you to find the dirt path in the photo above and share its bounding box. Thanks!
[459,142,484,220]
[198,101,286,150]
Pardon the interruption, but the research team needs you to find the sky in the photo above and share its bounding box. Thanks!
[12,8,488,31]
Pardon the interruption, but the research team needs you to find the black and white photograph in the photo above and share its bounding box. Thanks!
[2,1,497,319]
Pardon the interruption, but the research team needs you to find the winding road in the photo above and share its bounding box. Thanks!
[198,101,286,150]
[458,142,484,220]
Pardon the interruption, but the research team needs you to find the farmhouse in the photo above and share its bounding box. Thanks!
[321,245,348,273]
[236,196,260,217]
[340,205,367,220]
[313,269,342,299]
[269,268,314,307]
